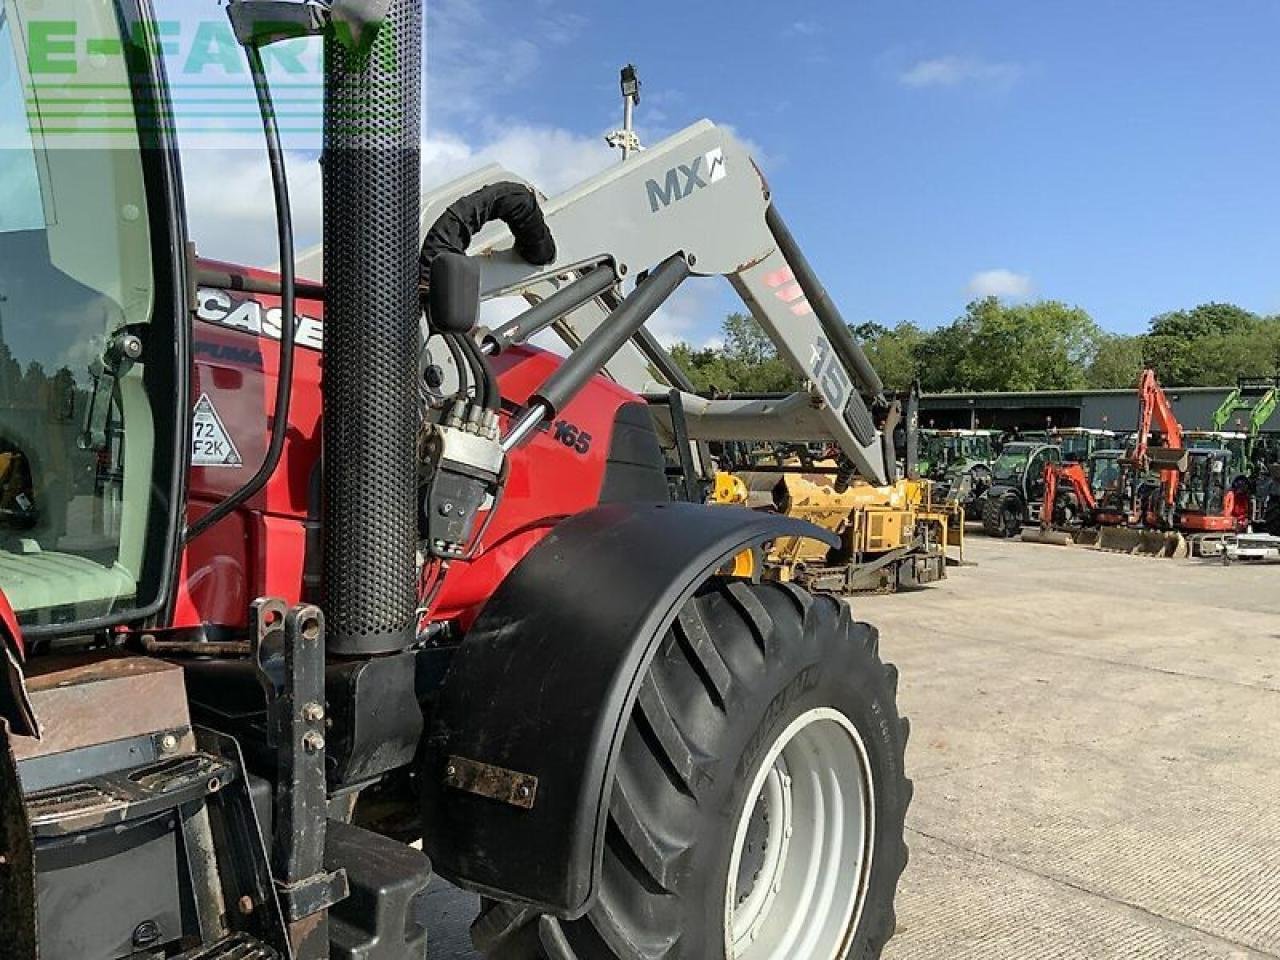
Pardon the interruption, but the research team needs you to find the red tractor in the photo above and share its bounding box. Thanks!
[0,3,909,959]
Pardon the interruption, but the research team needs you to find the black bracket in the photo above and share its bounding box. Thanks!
[252,601,348,959]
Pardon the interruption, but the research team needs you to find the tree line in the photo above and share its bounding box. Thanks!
[669,299,1280,394]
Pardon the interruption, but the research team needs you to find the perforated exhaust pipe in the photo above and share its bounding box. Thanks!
[322,0,421,655]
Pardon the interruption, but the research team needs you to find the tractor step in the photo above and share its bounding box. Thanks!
[174,932,281,960]
[25,751,235,837]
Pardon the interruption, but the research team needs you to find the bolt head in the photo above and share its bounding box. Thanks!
[238,895,255,915]
[302,702,325,723]
[302,731,326,753]
[159,734,178,753]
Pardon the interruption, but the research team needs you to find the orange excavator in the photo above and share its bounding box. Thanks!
[1022,459,1098,545]
[1028,370,1195,555]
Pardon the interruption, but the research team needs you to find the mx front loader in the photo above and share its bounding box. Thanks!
[389,75,955,599]
[0,8,910,960]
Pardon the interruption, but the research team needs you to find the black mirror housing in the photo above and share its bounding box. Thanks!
[428,253,482,335]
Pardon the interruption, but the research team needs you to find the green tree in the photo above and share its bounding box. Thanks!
[914,297,1101,392]
[859,321,926,390]
[1143,302,1261,385]
[1086,334,1144,388]
[668,313,801,394]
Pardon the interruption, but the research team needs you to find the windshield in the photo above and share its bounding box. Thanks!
[0,0,157,628]
[1178,453,1225,514]
[1057,434,1092,459]
[1089,456,1123,496]
[991,447,1031,483]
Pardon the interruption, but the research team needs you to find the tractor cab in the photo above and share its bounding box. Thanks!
[1182,431,1249,479]
[990,441,1060,500]
[0,0,185,633]
[918,428,998,479]
[1086,448,1126,498]
[1048,427,1120,462]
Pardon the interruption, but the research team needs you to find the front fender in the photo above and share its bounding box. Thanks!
[421,501,837,917]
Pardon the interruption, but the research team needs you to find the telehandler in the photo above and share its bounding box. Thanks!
[0,5,910,959]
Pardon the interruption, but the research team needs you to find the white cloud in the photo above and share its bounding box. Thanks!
[967,269,1034,300]
[181,146,323,267]
[421,125,615,199]
[899,55,1022,89]
[183,123,614,268]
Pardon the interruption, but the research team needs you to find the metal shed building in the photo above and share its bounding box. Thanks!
[919,386,1280,434]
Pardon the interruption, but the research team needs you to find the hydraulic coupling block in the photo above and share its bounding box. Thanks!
[420,408,504,560]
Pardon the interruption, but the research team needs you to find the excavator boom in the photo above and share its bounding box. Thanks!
[1132,369,1188,509]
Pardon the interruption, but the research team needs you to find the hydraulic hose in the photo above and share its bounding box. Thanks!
[185,43,296,543]
[441,333,470,401]
[461,334,499,411]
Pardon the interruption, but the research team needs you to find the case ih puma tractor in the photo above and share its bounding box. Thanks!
[0,3,910,959]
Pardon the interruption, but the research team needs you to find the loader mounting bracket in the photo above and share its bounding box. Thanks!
[420,501,838,917]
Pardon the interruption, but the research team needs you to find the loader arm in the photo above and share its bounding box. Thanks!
[407,122,893,486]
[1209,380,1278,454]
[1253,388,1279,448]
[1210,387,1242,432]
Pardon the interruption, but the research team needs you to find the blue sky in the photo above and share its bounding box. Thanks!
[167,1,1280,344]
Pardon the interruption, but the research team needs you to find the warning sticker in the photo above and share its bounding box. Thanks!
[191,394,243,468]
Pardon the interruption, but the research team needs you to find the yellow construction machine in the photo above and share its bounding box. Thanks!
[712,462,963,593]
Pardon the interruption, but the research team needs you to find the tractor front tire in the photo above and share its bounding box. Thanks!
[472,578,910,960]
[982,495,1023,538]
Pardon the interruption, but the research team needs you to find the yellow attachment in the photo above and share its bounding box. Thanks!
[725,548,757,579]
[711,471,749,506]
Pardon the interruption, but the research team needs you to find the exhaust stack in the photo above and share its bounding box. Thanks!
[322,0,421,655]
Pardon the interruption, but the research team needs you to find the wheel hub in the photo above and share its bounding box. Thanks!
[724,708,875,960]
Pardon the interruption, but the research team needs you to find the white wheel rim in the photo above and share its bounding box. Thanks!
[724,707,875,960]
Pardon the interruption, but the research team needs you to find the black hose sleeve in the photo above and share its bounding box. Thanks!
[420,182,556,284]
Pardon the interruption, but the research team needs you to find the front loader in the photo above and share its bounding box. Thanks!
[0,6,910,960]
[384,79,966,600]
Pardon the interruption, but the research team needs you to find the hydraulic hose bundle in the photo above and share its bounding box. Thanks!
[414,185,556,618]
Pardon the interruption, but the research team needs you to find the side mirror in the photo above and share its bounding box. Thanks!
[428,253,482,336]
[328,0,393,43]
[228,0,392,49]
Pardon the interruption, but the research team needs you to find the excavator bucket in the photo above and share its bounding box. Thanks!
[1020,527,1076,547]
[1075,527,1101,548]
[1147,447,1189,472]
[1093,526,1188,558]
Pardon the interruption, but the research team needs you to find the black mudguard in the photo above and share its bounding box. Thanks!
[421,501,838,917]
